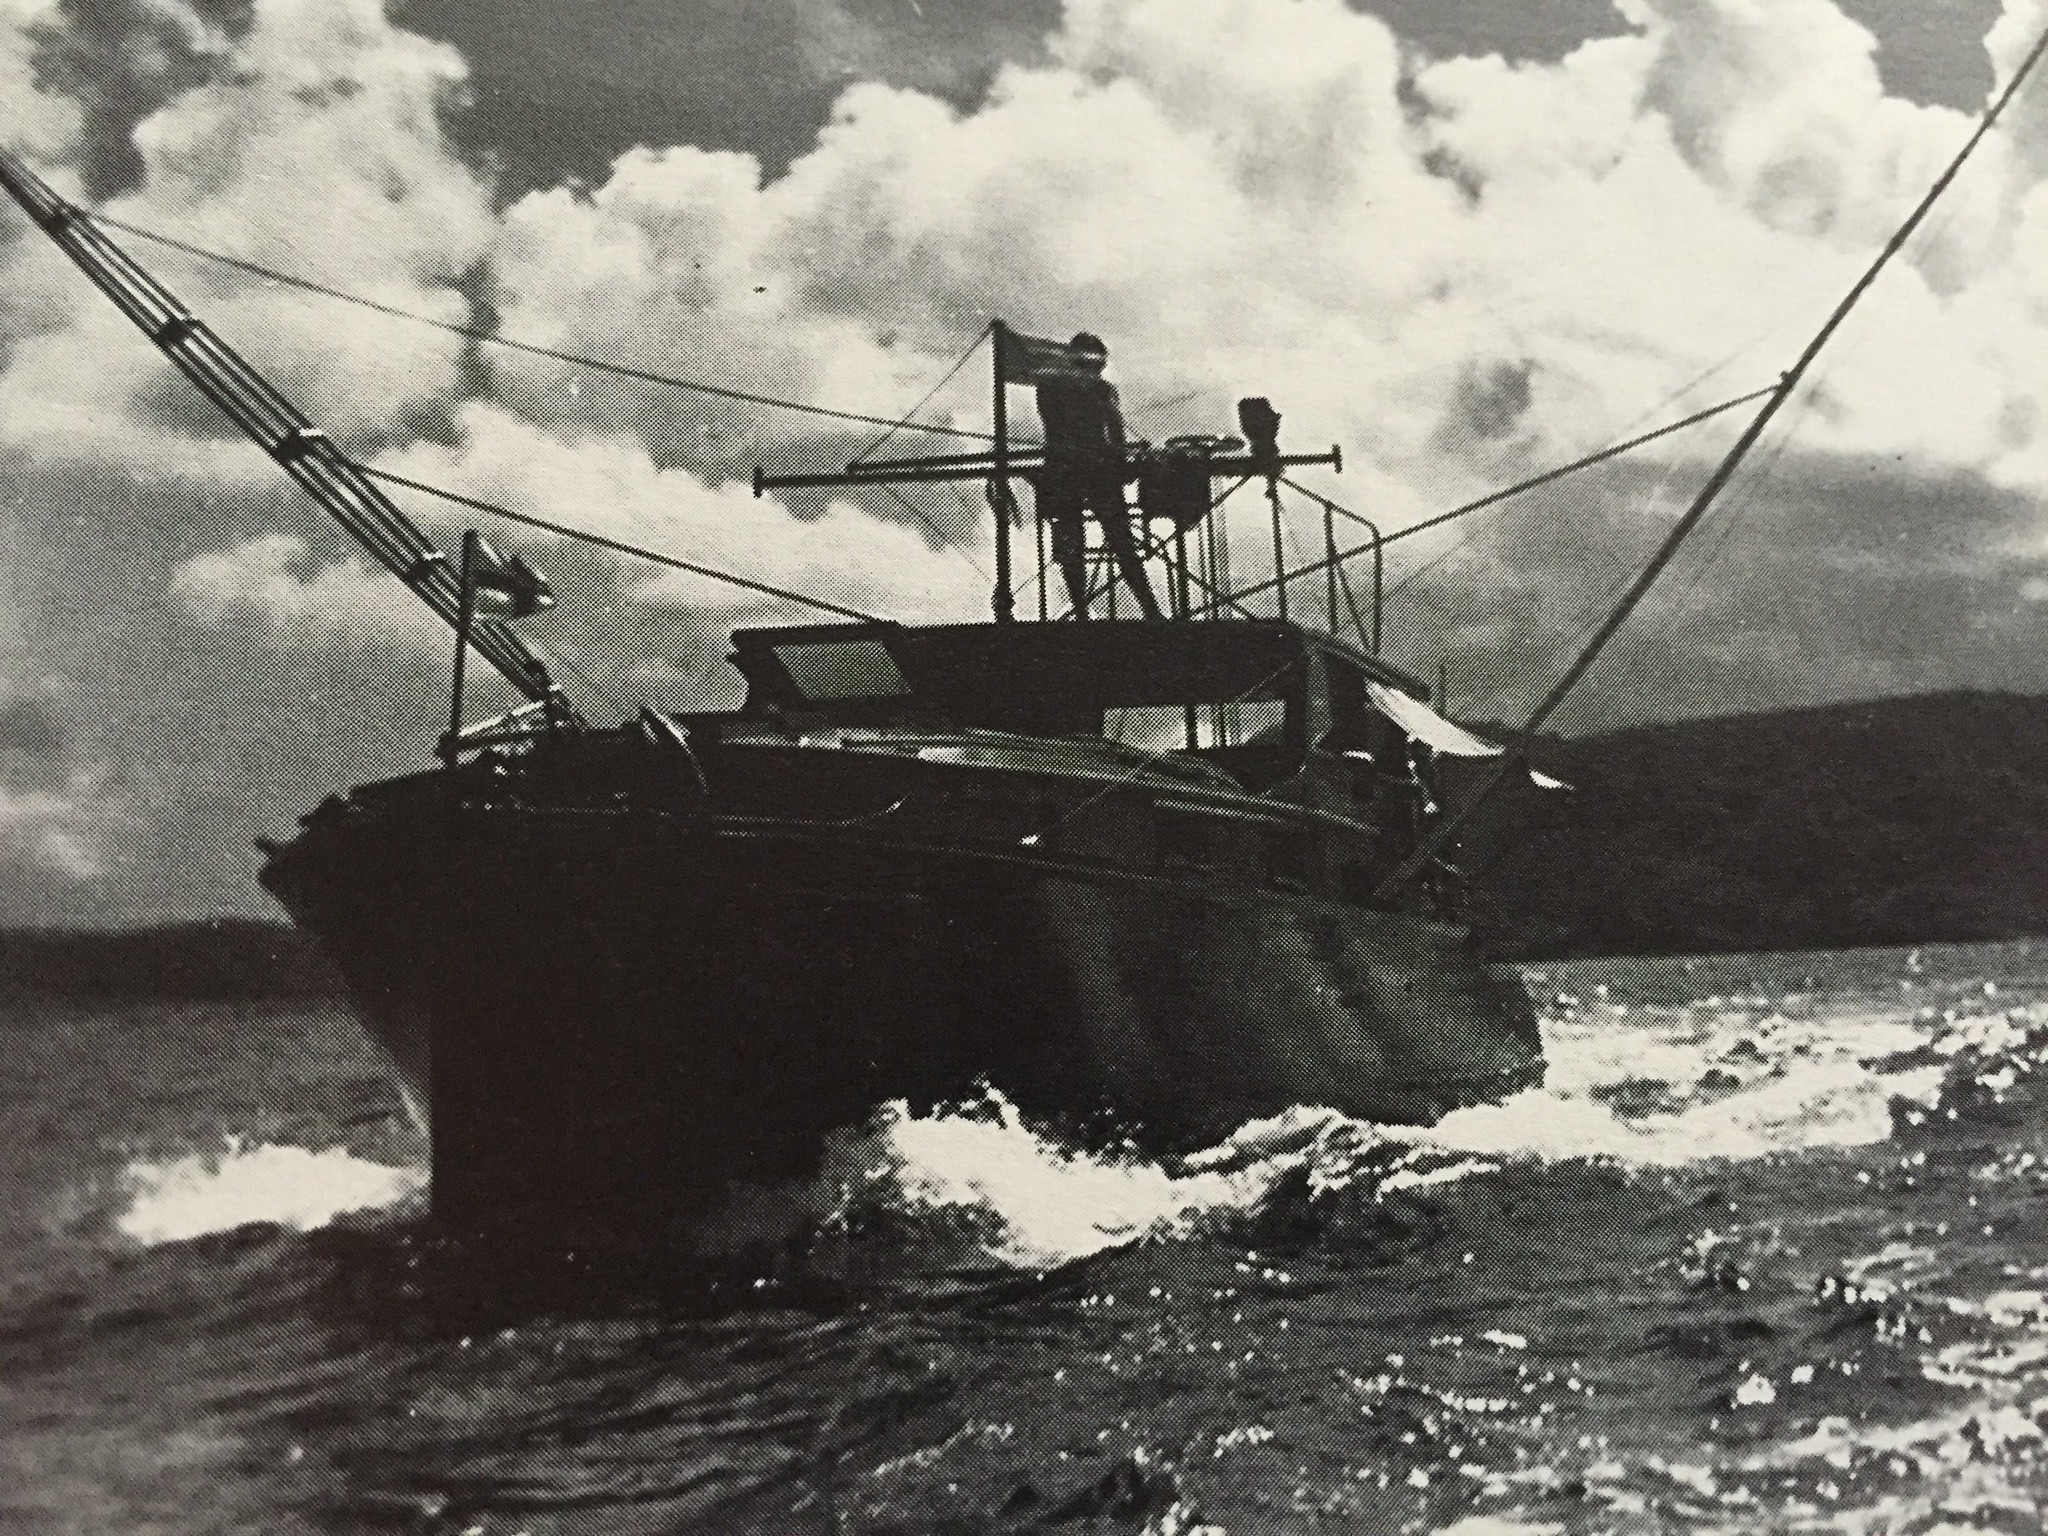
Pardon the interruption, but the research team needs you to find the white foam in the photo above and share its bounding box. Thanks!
[1736,1396,2048,1535]
[858,1094,1286,1267]
[1371,987,1992,1172]
[703,980,2043,1273]
[840,988,1989,1265]
[115,1142,425,1245]
[1408,1055,1945,1169]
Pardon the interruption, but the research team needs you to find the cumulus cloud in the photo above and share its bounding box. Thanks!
[0,773,107,877]
[14,0,2048,592]
[169,532,447,646]
[0,690,126,888]
[0,691,61,758]
[471,0,2048,537]
[0,0,83,167]
[376,401,991,622]
[0,0,494,471]
[23,0,253,199]
[0,679,122,895]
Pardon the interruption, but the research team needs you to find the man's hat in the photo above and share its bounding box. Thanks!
[1068,331,1108,358]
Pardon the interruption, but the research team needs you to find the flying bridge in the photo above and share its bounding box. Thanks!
[755,321,1342,627]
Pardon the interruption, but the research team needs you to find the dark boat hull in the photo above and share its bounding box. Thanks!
[264,798,1542,1250]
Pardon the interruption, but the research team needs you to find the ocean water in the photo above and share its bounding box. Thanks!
[6,945,2048,1534]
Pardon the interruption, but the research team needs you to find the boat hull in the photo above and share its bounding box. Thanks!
[264,800,1542,1251]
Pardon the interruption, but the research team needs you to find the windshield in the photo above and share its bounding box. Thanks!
[1102,699,1288,751]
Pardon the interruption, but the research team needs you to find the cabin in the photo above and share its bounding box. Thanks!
[720,620,1485,908]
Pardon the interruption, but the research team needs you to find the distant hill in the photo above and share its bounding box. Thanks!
[1465,690,2048,959]
[0,918,338,1002]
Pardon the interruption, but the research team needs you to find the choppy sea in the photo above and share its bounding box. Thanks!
[8,943,2048,1534]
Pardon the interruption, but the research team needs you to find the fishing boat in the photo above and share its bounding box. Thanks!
[257,345,1552,1249]
[4,24,2034,1250]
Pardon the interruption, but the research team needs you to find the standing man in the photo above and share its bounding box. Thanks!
[1034,333,1162,619]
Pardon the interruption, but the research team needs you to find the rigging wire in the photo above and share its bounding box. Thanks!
[355,462,885,622]
[1130,386,1203,417]
[1504,17,2048,744]
[1012,537,1054,607]
[517,557,683,720]
[1410,356,1789,725]
[950,480,1005,582]
[1370,364,1839,693]
[849,324,991,465]
[949,481,986,537]
[1038,478,1257,620]
[1590,178,1983,715]
[1420,429,1718,726]
[879,479,991,581]
[1377,386,1784,550]
[1018,649,1308,842]
[1519,551,1661,720]
[1374,380,1779,629]
[1583,376,1831,717]
[1171,559,1264,622]
[87,203,1040,607]
[1335,556,1372,652]
[1349,338,1811,629]
[1049,535,1262,623]
[523,619,634,718]
[1210,475,1254,513]
[1601,313,1812,443]
[1189,383,1776,617]
[90,210,1001,443]
[1499,154,1971,730]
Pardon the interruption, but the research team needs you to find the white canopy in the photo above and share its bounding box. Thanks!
[1366,681,1504,759]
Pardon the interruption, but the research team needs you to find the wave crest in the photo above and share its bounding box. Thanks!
[115,1140,424,1246]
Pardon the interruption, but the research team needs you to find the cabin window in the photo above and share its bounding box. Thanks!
[772,640,911,701]
[1105,698,1287,752]
[1105,705,1194,753]
[1212,698,1287,747]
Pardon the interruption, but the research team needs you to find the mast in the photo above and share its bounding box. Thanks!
[0,149,574,719]
[990,320,1014,622]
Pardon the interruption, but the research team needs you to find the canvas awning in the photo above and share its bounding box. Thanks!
[1366,682,1504,759]
[1366,683,1575,788]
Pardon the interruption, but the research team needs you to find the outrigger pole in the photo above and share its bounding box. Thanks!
[0,148,575,725]
[1372,19,2048,906]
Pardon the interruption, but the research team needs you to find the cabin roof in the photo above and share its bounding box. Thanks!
[729,619,1431,715]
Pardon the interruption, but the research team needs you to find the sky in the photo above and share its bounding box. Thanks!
[0,0,2046,925]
